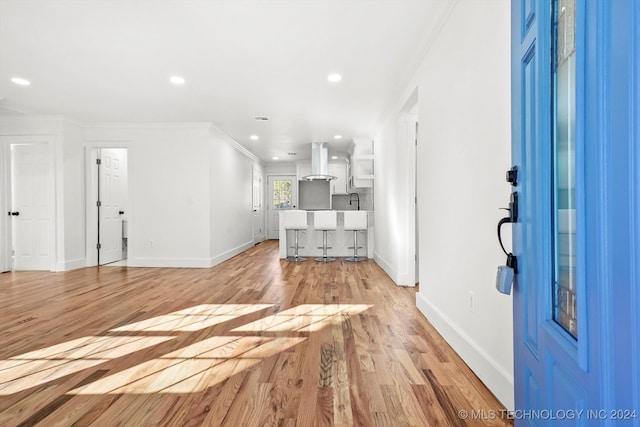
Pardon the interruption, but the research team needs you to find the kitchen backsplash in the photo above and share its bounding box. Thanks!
[332,189,374,211]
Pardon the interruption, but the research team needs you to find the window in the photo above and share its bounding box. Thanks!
[552,0,577,338]
[272,180,292,209]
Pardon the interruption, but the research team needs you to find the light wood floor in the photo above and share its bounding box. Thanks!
[0,240,512,426]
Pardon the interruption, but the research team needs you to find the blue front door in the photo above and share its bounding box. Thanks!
[511,0,639,424]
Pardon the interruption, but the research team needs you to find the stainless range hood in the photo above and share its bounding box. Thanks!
[302,142,336,180]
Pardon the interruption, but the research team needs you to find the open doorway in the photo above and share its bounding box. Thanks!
[86,147,128,266]
[401,90,419,287]
[414,121,419,284]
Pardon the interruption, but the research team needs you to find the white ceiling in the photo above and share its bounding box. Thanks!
[0,0,446,161]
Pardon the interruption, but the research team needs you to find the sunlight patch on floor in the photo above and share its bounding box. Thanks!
[68,336,306,394]
[231,304,372,333]
[0,303,373,396]
[0,336,173,395]
[110,304,274,332]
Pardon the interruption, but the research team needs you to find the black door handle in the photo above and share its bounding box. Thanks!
[10,211,20,216]
[497,191,518,273]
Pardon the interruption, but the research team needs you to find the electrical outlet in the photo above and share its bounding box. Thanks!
[468,291,475,313]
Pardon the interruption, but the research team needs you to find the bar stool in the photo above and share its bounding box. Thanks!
[314,211,337,262]
[284,210,308,262]
[344,211,368,262]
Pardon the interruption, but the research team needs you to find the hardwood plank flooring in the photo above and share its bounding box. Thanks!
[0,240,512,426]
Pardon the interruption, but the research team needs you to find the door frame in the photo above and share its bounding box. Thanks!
[252,164,265,244]
[266,174,297,240]
[0,139,11,272]
[0,136,56,272]
[85,144,130,267]
[399,88,419,287]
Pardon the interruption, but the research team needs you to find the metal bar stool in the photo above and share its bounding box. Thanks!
[314,211,337,262]
[344,210,368,262]
[284,210,308,262]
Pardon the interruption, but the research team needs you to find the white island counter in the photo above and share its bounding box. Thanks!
[278,210,374,259]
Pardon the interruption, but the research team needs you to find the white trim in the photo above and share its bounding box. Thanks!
[0,141,9,272]
[127,257,213,268]
[86,122,212,130]
[209,125,260,162]
[126,241,255,269]
[416,292,515,410]
[56,258,86,271]
[373,251,414,287]
[209,240,255,267]
[376,0,459,127]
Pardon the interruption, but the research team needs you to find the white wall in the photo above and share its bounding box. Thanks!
[374,110,417,286]
[0,116,68,271]
[264,161,296,175]
[84,123,260,268]
[374,0,514,409]
[1,118,259,270]
[85,124,212,267]
[207,126,258,265]
[61,120,86,270]
[417,0,513,409]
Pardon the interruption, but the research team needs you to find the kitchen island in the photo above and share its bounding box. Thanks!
[279,210,374,259]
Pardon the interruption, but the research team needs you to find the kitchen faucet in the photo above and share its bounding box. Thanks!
[349,193,360,210]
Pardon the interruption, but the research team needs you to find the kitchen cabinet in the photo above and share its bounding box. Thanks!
[297,160,347,195]
[348,138,374,190]
[328,161,348,195]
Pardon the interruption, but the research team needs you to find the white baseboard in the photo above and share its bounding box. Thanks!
[209,241,255,267]
[373,251,415,287]
[127,257,212,268]
[416,292,514,410]
[56,258,86,271]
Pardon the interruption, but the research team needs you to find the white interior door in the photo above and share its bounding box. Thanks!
[10,142,52,271]
[252,165,264,242]
[98,149,126,265]
[267,175,297,239]
[0,141,11,272]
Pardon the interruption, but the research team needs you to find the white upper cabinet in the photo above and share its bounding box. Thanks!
[348,138,374,190]
[328,161,348,195]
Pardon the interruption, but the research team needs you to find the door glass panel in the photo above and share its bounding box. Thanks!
[272,180,292,209]
[552,0,577,338]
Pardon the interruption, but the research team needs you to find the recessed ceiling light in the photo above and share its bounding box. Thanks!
[331,156,338,160]
[327,73,342,82]
[334,135,342,140]
[170,76,185,85]
[272,156,279,160]
[250,135,259,140]
[11,77,30,86]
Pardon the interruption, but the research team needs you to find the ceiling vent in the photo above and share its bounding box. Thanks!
[253,116,269,121]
